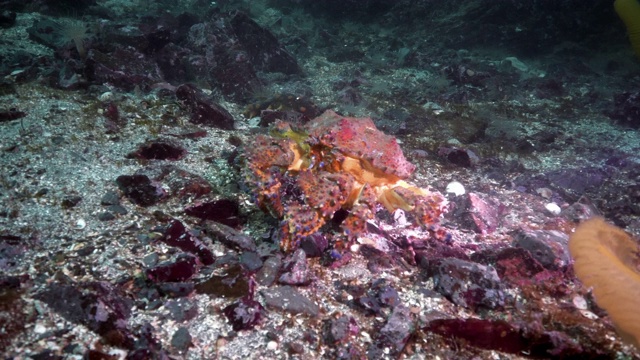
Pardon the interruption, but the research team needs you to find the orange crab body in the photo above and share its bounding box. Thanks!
[243,110,447,252]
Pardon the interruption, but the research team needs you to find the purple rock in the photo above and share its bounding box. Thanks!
[261,286,319,317]
[255,255,282,286]
[161,220,215,265]
[85,46,164,91]
[222,297,265,331]
[429,257,505,310]
[278,249,311,285]
[184,199,243,227]
[513,229,570,270]
[373,305,415,356]
[176,84,235,130]
[229,12,302,75]
[34,281,134,348]
[146,254,198,283]
[116,174,166,207]
[203,221,256,252]
[127,139,187,161]
[323,315,358,344]
[195,263,250,299]
[437,146,480,167]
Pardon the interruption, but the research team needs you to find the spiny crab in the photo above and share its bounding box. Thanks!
[243,110,448,253]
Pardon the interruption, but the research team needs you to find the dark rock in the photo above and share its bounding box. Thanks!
[0,108,26,122]
[203,221,257,252]
[372,305,414,356]
[261,286,319,317]
[323,315,358,344]
[278,249,311,285]
[127,139,187,161]
[156,282,194,298]
[106,205,128,215]
[222,297,265,331]
[229,12,303,76]
[34,281,134,349]
[299,233,329,257]
[184,199,244,227]
[175,84,234,130]
[85,46,164,91]
[491,247,545,285]
[195,263,250,299]
[546,167,608,198]
[100,191,120,206]
[0,276,28,353]
[171,327,192,353]
[0,10,17,28]
[608,91,640,127]
[164,298,198,322]
[211,57,260,102]
[437,146,480,167]
[425,318,583,357]
[60,195,82,209]
[255,255,282,286]
[146,254,198,283]
[513,229,570,270]
[102,102,124,133]
[426,318,527,354]
[356,279,400,315]
[239,251,263,272]
[159,166,212,200]
[429,257,505,310]
[161,220,215,265]
[561,197,600,222]
[96,211,116,221]
[156,43,191,84]
[450,192,503,234]
[115,174,166,207]
[142,253,159,267]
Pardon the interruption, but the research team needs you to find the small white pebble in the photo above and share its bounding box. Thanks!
[580,310,599,320]
[267,341,278,351]
[75,218,86,230]
[34,323,47,334]
[536,187,553,199]
[572,295,588,310]
[545,202,562,215]
[446,181,466,196]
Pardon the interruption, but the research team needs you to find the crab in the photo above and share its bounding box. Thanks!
[243,110,448,253]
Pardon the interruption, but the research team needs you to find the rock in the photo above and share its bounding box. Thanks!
[127,139,187,161]
[513,229,570,270]
[34,281,134,349]
[115,174,166,207]
[278,249,311,285]
[229,12,303,75]
[85,46,164,91]
[429,257,505,310]
[203,221,256,252]
[255,255,282,286]
[164,298,198,322]
[195,263,250,299]
[171,327,192,353]
[161,220,215,266]
[377,305,415,355]
[184,199,244,227]
[323,315,358,344]
[222,297,265,331]
[261,286,319,317]
[175,84,235,130]
[146,254,199,283]
[437,146,480,167]
[239,251,263,272]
